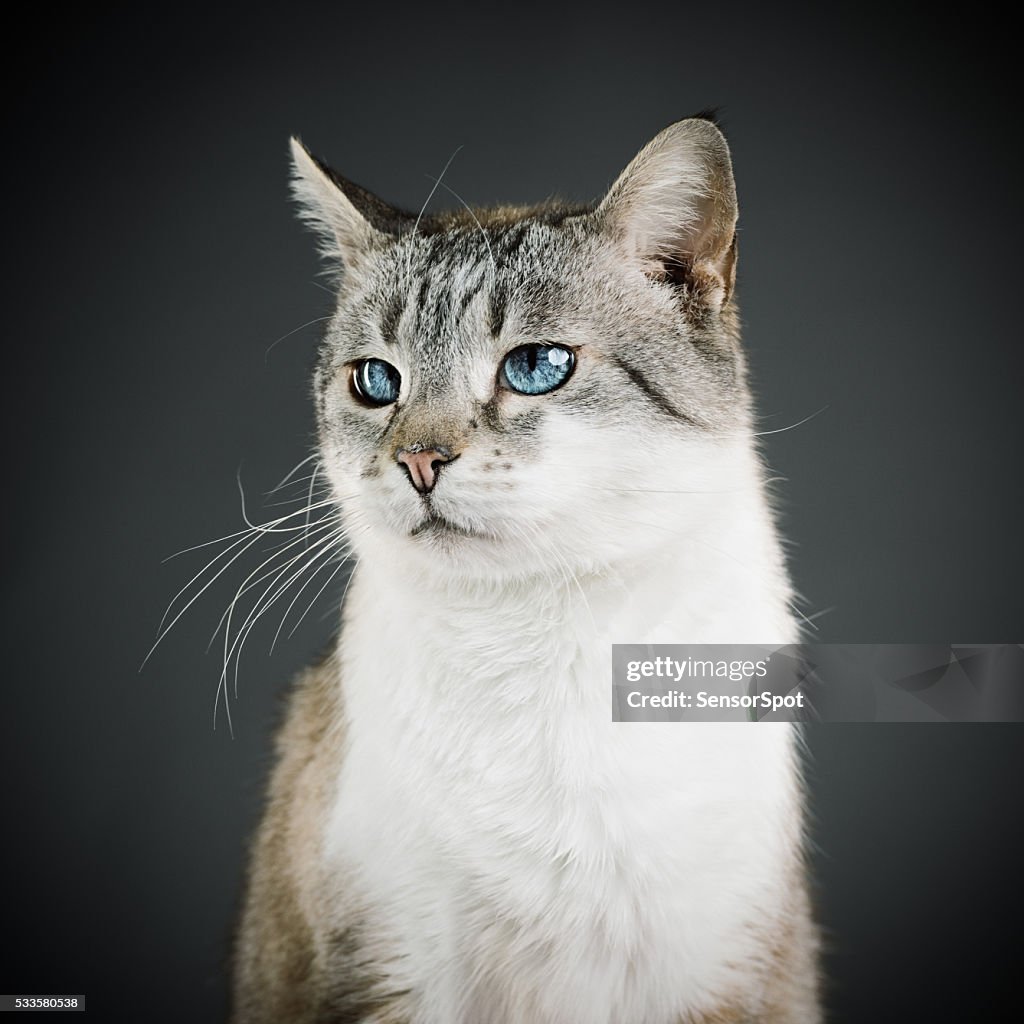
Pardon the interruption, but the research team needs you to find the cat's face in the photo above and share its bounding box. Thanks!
[294,120,752,581]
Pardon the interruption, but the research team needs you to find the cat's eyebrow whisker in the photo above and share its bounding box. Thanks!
[705,406,829,442]
[406,145,464,279]
[427,176,496,275]
[264,316,333,362]
[749,405,828,438]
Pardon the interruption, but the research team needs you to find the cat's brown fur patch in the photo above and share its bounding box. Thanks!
[230,655,409,1024]
[230,657,337,1022]
[757,874,822,1022]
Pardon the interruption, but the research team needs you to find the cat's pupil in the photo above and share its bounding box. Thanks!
[353,358,401,406]
[502,344,575,396]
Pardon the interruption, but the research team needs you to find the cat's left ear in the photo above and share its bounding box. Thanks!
[289,137,412,271]
[594,117,738,307]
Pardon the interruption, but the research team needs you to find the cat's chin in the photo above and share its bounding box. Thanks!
[409,512,489,542]
[402,510,510,572]
[383,510,570,583]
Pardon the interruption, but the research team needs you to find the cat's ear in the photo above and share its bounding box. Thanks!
[289,137,411,270]
[595,117,738,306]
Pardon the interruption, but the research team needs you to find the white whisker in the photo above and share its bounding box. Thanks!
[305,461,322,548]
[206,519,342,650]
[264,316,333,362]
[268,452,320,494]
[225,532,346,702]
[142,528,265,670]
[427,176,496,274]
[155,502,338,639]
[406,146,463,279]
[214,529,344,726]
[287,553,353,639]
[271,534,349,653]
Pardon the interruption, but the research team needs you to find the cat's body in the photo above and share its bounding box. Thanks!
[231,118,821,1023]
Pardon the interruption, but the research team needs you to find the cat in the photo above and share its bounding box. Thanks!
[230,116,821,1024]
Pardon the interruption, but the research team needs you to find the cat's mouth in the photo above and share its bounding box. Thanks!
[410,511,487,541]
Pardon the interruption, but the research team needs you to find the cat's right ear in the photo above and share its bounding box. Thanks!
[289,138,409,271]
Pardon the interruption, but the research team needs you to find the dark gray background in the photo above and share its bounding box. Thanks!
[2,4,1021,1022]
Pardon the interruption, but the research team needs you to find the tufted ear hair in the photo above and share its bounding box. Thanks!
[595,117,739,307]
[289,137,413,272]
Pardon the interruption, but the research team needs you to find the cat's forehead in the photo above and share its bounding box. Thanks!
[360,215,591,355]
[402,212,586,287]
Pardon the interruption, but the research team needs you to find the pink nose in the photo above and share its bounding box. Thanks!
[396,447,453,494]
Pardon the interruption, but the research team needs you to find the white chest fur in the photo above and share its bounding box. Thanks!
[322,522,802,1024]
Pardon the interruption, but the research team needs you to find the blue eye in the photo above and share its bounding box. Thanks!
[502,344,575,395]
[352,358,401,406]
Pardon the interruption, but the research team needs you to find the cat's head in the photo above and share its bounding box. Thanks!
[291,118,753,582]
